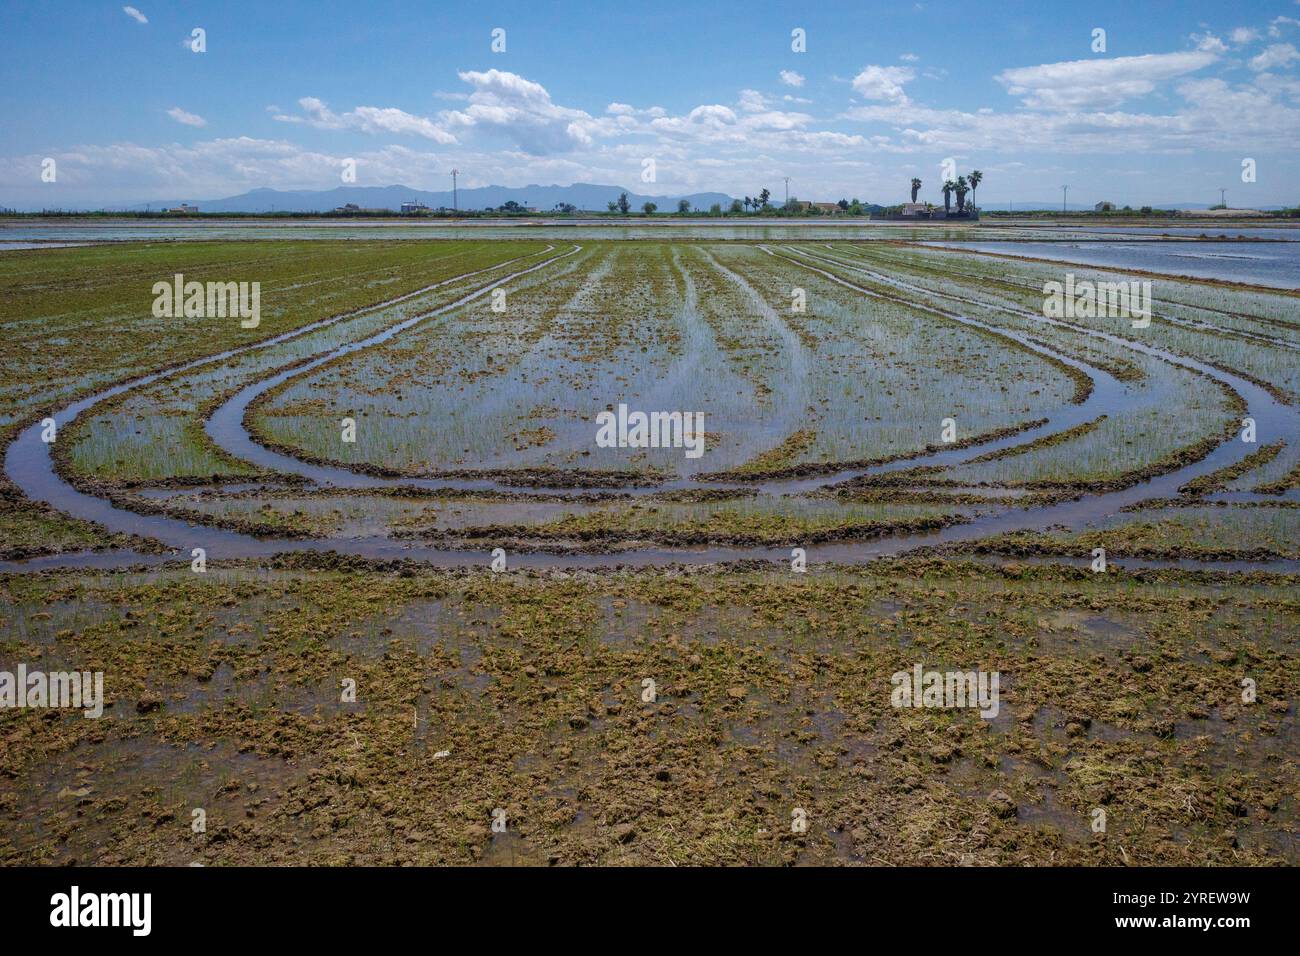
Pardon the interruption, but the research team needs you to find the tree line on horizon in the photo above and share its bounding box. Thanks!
[600,186,889,217]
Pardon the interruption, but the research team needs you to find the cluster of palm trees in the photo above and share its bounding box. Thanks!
[911,170,983,215]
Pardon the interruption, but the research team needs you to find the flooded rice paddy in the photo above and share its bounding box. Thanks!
[1,225,1296,865]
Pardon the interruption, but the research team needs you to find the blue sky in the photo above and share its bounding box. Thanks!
[3,0,1300,207]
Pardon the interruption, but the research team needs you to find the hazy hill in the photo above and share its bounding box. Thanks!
[107,183,738,213]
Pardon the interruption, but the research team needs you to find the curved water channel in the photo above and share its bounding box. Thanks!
[3,242,1297,574]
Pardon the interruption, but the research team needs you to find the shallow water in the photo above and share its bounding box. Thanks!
[8,218,1295,246]
[1070,226,1300,241]
[6,240,1295,572]
[922,240,1300,288]
[0,220,989,243]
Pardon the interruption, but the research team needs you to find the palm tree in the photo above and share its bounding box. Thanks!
[743,196,753,212]
[968,170,983,210]
[910,178,922,203]
[942,180,955,214]
[955,176,969,213]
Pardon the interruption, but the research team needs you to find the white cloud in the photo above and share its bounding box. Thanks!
[439,69,608,153]
[842,68,1300,156]
[1191,32,1228,54]
[1250,43,1300,71]
[996,51,1218,109]
[652,104,738,133]
[13,50,1300,208]
[1,137,353,198]
[350,106,456,141]
[166,107,206,127]
[1256,71,1300,99]
[273,97,457,143]
[1270,16,1300,38]
[122,6,147,25]
[899,53,919,63]
[851,65,915,103]
[1229,26,1261,44]
[779,70,805,87]
[644,99,813,143]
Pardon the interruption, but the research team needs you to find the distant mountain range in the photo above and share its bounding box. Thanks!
[7,184,1286,214]
[94,183,739,214]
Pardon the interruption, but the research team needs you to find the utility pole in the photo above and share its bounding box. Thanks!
[451,169,459,213]
[783,176,790,209]
[1062,185,1069,213]
[1219,187,1227,208]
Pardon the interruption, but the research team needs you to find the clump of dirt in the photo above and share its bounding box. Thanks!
[1,562,1293,866]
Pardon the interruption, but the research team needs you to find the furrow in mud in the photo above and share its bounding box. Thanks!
[4,243,1294,576]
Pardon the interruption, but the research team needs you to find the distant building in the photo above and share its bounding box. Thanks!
[876,203,975,221]
[166,203,199,214]
[400,200,430,214]
[1095,201,1115,211]
[334,203,361,213]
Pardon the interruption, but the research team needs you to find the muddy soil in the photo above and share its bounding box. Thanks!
[1,561,1294,866]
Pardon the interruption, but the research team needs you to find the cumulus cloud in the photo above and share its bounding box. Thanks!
[1250,43,1300,71]
[1,137,353,197]
[1191,32,1228,54]
[122,6,147,24]
[272,97,457,143]
[12,47,1300,208]
[166,107,206,127]
[1255,71,1300,99]
[439,69,608,153]
[644,99,812,143]
[996,51,1218,108]
[1270,16,1300,38]
[851,65,915,102]
[1229,26,1261,44]
[779,70,805,87]
[843,67,1300,156]
[652,104,738,134]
